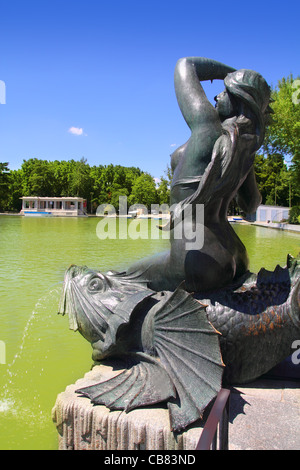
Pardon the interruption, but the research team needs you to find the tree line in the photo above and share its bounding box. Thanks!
[0,158,172,213]
[0,74,299,220]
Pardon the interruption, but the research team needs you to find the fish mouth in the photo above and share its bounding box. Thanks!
[58,265,109,342]
[58,263,156,360]
[58,265,82,328]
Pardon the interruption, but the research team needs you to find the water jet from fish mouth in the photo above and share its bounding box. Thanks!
[0,399,15,414]
[0,286,63,425]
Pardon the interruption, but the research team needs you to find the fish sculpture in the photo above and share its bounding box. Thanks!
[58,265,224,432]
[58,254,300,432]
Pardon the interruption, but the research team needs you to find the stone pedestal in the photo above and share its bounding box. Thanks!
[52,365,205,450]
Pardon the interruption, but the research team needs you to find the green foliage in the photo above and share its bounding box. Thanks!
[5,169,23,212]
[250,74,300,211]
[288,206,300,225]
[128,173,158,208]
[0,162,10,212]
[156,164,172,205]
[1,159,173,213]
[156,176,170,205]
[254,153,296,207]
[263,75,300,187]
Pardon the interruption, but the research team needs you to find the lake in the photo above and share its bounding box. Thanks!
[0,215,299,449]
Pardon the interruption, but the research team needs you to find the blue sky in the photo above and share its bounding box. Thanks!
[1,0,299,182]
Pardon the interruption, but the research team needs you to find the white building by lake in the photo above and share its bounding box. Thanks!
[255,204,290,223]
[20,197,87,217]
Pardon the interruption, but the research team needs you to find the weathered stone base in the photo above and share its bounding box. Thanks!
[52,365,205,450]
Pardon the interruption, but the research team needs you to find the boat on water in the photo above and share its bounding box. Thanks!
[137,214,170,220]
[24,211,52,217]
[228,216,245,223]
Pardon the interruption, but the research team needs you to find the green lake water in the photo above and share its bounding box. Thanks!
[0,215,299,450]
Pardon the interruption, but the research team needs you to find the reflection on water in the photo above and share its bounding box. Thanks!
[0,216,299,449]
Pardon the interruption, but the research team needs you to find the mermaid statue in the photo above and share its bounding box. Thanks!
[58,58,300,432]
[126,57,274,292]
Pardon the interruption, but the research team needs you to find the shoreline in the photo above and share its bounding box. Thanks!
[1,212,300,234]
[0,212,21,216]
[251,221,300,234]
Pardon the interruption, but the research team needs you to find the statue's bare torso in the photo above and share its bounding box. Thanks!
[128,58,265,292]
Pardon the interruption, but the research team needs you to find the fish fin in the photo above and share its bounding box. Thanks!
[103,289,154,353]
[256,264,291,287]
[76,353,176,411]
[107,269,151,285]
[150,287,224,432]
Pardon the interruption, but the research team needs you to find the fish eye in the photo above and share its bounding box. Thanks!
[88,277,105,292]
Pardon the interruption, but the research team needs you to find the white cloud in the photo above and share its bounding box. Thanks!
[170,143,177,147]
[68,126,85,136]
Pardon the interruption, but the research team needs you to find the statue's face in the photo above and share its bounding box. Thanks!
[214,90,235,119]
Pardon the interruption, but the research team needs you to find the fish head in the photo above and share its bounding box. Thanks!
[58,265,154,360]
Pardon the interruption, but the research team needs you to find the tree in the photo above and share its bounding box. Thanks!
[263,75,300,190]
[0,162,9,174]
[0,162,10,211]
[110,187,129,211]
[156,165,172,205]
[156,176,170,205]
[21,158,54,196]
[129,173,158,209]
[48,160,73,196]
[69,157,92,199]
[0,158,160,213]
[6,169,23,212]
[254,153,296,207]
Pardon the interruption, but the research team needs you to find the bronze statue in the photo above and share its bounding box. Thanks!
[126,57,273,292]
[58,58,300,433]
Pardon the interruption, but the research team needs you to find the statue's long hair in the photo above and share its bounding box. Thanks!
[224,69,273,148]
[166,69,274,227]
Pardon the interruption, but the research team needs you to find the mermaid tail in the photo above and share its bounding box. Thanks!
[202,255,300,383]
[76,287,224,432]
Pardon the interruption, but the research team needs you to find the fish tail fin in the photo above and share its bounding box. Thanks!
[143,286,224,432]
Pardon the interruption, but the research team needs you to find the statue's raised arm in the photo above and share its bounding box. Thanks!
[174,57,236,129]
